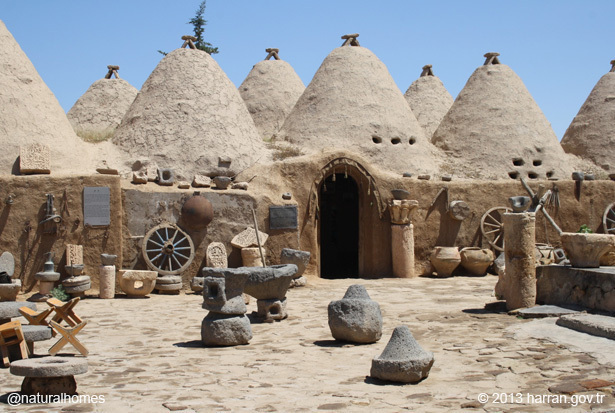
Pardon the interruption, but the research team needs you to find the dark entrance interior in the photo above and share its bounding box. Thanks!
[320,173,359,278]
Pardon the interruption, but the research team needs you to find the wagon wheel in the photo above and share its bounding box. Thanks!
[603,202,615,234]
[480,207,512,252]
[142,223,195,275]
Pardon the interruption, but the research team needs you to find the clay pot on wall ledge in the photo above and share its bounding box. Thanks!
[430,247,461,277]
[560,233,615,268]
[459,247,494,276]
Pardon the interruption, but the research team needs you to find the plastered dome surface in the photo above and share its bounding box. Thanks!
[0,20,119,175]
[561,68,615,171]
[112,48,268,179]
[239,58,305,140]
[275,45,442,176]
[432,60,573,180]
[404,70,454,141]
[68,77,138,137]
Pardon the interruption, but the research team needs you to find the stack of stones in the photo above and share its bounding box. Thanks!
[191,242,228,293]
[201,267,252,346]
[328,284,383,343]
[63,245,91,298]
[0,252,19,301]
[370,325,434,383]
[155,274,182,294]
[99,254,117,299]
[243,264,297,322]
[280,248,310,288]
[32,252,60,302]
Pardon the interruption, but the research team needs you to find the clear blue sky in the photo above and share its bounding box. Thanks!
[2,1,613,140]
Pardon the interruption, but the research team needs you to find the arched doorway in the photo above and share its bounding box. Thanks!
[319,173,359,278]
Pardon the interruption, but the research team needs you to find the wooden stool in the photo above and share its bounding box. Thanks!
[19,307,54,329]
[0,320,29,367]
[48,321,88,356]
[46,297,82,327]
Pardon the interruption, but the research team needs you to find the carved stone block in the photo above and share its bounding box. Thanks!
[20,144,51,175]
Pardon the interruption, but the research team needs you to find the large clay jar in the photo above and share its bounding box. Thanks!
[560,233,615,268]
[459,247,494,276]
[430,247,461,277]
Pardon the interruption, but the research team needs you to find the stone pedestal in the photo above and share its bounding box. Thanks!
[391,224,415,278]
[119,270,157,297]
[498,213,536,311]
[99,265,116,299]
[32,253,60,302]
[155,275,182,294]
[243,264,297,322]
[241,247,266,267]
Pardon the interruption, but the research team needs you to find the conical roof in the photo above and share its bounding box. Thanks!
[67,66,138,139]
[275,36,442,175]
[404,65,454,141]
[561,61,615,171]
[113,46,268,179]
[239,49,305,140]
[432,53,572,180]
[0,20,117,175]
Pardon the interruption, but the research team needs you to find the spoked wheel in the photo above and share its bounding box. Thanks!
[603,202,615,234]
[480,207,512,252]
[142,223,195,275]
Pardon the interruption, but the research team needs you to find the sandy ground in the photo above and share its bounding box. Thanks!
[1,275,614,412]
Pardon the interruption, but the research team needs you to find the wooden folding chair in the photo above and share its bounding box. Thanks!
[48,320,88,356]
[0,320,29,367]
[19,306,54,330]
[47,297,83,327]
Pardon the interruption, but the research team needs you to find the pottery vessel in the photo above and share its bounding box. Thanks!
[430,247,461,277]
[559,233,615,268]
[459,247,494,276]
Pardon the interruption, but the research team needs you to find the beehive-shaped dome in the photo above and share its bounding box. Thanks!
[112,47,268,179]
[275,36,442,175]
[239,49,305,140]
[561,61,615,171]
[432,53,572,180]
[404,65,454,141]
[0,20,117,175]
[67,66,138,140]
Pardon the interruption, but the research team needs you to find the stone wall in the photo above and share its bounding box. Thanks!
[0,175,122,292]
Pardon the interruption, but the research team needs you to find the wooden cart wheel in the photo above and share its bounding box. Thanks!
[142,223,195,275]
[480,207,512,252]
[603,202,615,234]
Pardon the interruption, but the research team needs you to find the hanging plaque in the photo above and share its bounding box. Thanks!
[83,187,111,226]
[269,205,298,230]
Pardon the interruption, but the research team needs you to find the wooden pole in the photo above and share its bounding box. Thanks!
[251,207,266,267]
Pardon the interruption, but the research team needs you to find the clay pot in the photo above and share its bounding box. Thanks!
[560,232,615,268]
[430,247,461,277]
[459,247,494,276]
[180,195,213,231]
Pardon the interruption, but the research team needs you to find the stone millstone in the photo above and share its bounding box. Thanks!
[328,284,383,343]
[243,264,297,300]
[370,325,434,383]
[201,313,252,346]
[10,356,88,377]
[0,301,35,320]
[280,249,310,278]
[21,325,53,342]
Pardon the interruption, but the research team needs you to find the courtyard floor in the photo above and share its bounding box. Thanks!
[1,275,614,412]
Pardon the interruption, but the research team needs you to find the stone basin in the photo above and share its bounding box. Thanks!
[242,264,298,300]
[0,279,21,302]
[119,270,158,297]
[560,232,615,268]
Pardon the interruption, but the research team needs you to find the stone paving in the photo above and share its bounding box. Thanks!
[1,275,614,412]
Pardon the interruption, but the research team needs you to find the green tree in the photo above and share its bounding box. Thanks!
[189,0,219,54]
[158,0,218,56]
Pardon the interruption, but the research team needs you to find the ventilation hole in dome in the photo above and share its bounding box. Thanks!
[409,137,416,145]
[508,171,520,179]
[528,172,538,179]
[372,136,382,144]
[535,147,544,153]
[391,137,401,145]
[512,158,525,166]
[533,160,543,166]
[546,171,554,178]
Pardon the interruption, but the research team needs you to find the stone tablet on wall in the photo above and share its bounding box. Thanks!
[20,143,51,174]
[230,228,269,249]
[66,244,84,266]
[83,187,111,226]
[269,206,298,230]
[207,242,228,268]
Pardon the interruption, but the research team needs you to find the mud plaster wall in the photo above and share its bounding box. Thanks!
[0,175,122,292]
[121,184,297,289]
